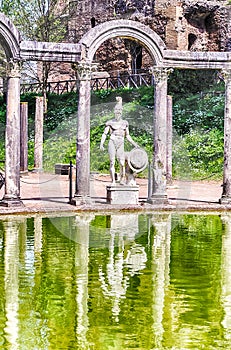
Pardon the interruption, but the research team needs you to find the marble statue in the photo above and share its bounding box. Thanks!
[100,96,138,185]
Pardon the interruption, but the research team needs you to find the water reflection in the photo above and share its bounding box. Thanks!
[0,213,230,349]
[74,215,92,349]
[4,220,21,350]
[221,214,231,342]
[150,214,171,348]
[98,214,147,322]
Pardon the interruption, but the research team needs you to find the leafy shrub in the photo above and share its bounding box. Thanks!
[173,128,223,179]
[0,79,226,179]
[168,69,222,97]
[173,93,224,134]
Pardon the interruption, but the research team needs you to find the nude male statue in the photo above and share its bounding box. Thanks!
[100,97,138,185]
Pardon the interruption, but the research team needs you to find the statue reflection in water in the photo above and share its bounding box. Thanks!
[98,214,147,322]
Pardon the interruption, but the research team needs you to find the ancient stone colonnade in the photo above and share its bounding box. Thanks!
[0,13,231,206]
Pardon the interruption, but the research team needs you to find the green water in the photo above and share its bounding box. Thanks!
[0,213,230,349]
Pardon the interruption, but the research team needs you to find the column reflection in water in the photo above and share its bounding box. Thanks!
[3,218,27,350]
[221,214,231,341]
[33,216,45,349]
[74,214,93,348]
[99,214,147,322]
[150,214,171,348]
[34,216,43,256]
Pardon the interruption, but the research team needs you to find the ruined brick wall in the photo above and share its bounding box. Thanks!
[55,0,231,77]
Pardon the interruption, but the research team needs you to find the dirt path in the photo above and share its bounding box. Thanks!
[0,172,226,215]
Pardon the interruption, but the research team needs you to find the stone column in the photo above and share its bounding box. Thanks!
[20,102,28,174]
[73,60,97,205]
[149,67,172,204]
[166,95,173,184]
[34,96,44,172]
[220,69,231,204]
[1,60,22,207]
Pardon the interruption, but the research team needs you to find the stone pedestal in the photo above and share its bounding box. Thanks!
[107,185,139,205]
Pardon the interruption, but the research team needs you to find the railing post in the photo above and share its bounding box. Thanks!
[68,160,73,204]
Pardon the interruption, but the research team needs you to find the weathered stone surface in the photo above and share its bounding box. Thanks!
[220,69,231,203]
[3,60,22,206]
[20,41,82,62]
[58,0,231,73]
[0,13,20,59]
[107,185,140,205]
[0,6,231,208]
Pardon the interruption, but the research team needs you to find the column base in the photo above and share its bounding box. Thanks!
[219,196,231,204]
[0,197,24,207]
[148,194,168,205]
[70,195,93,206]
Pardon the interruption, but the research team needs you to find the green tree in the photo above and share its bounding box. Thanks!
[0,0,70,105]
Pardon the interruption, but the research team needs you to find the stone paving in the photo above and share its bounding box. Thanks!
[0,172,228,216]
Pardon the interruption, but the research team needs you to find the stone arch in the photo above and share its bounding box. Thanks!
[0,13,20,59]
[79,19,166,66]
[74,20,169,204]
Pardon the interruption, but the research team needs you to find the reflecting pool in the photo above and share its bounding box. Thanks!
[0,212,231,349]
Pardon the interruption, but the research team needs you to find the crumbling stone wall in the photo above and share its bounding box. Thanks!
[56,0,231,75]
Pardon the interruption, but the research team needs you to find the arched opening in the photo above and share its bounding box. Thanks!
[188,33,197,50]
[93,38,153,72]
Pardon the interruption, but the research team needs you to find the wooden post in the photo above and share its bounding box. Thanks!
[34,96,44,172]
[20,102,28,174]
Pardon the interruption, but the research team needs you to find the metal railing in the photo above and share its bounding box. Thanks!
[0,70,155,95]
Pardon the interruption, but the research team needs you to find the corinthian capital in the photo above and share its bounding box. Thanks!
[220,69,231,84]
[6,59,21,78]
[150,67,173,84]
[74,60,98,81]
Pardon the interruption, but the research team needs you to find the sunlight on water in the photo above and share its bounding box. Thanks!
[0,213,230,349]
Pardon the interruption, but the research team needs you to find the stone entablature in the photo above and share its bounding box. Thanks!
[163,49,231,69]
[20,41,82,62]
